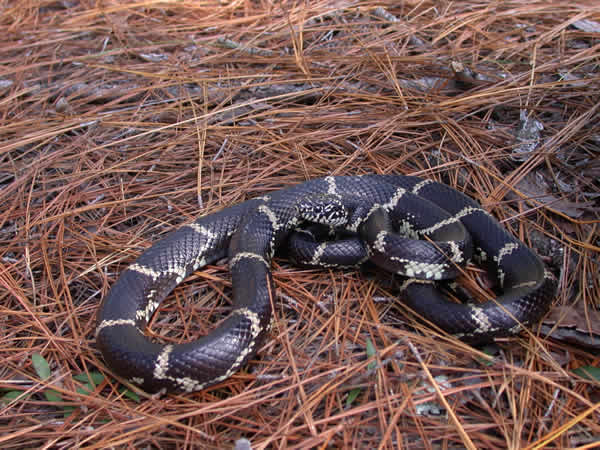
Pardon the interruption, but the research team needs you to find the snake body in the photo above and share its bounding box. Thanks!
[96,175,557,393]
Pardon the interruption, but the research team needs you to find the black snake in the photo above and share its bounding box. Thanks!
[96,175,557,393]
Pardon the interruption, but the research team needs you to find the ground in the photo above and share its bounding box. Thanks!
[1,1,599,448]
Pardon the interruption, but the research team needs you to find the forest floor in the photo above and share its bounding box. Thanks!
[1,1,599,448]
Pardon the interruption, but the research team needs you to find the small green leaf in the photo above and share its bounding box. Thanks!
[73,371,104,387]
[346,388,361,408]
[366,339,377,371]
[2,391,28,403]
[89,371,105,386]
[119,387,141,403]
[76,385,92,396]
[32,353,51,380]
[63,405,76,418]
[44,389,62,403]
[573,366,600,381]
[477,345,497,366]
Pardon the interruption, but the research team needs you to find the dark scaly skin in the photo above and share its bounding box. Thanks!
[96,175,556,392]
[97,176,403,392]
[357,181,557,341]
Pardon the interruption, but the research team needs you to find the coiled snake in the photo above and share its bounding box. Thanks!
[96,175,557,393]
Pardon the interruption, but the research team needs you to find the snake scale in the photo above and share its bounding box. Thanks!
[96,175,557,393]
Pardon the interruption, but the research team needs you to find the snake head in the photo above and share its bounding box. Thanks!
[296,195,349,227]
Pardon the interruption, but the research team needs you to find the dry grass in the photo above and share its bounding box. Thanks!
[1,1,599,448]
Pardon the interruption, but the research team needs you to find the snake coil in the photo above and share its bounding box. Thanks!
[96,175,557,393]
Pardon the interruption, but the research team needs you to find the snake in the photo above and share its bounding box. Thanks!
[96,175,557,393]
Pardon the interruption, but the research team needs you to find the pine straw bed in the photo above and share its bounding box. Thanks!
[1,1,599,448]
